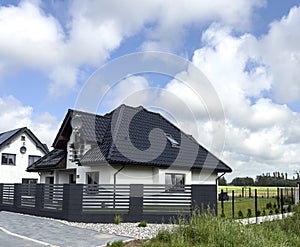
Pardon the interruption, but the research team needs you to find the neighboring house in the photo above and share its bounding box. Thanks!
[0,127,49,183]
[28,105,231,187]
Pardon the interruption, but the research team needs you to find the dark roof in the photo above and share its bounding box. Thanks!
[27,149,66,172]
[0,127,49,153]
[49,105,231,173]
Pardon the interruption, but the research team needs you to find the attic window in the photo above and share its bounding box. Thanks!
[21,135,25,141]
[165,134,180,148]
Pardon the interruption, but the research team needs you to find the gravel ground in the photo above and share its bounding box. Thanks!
[57,220,175,239]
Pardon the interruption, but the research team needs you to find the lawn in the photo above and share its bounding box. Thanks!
[218,197,278,218]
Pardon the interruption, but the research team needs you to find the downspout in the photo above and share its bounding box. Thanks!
[113,165,125,209]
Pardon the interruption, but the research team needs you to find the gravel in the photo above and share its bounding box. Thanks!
[57,220,175,239]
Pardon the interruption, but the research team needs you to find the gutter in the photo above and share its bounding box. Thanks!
[216,172,226,186]
[113,165,125,209]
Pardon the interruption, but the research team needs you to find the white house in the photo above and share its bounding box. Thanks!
[0,127,49,183]
[27,105,231,188]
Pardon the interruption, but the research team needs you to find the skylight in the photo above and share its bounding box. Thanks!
[165,134,180,148]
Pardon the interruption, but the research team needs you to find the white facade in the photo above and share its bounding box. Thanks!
[0,132,46,183]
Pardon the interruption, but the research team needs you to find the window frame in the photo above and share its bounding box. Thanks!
[1,153,16,166]
[28,155,41,166]
[165,173,185,192]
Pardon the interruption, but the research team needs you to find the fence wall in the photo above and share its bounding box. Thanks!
[0,183,217,223]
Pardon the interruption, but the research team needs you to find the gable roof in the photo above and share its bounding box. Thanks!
[45,105,231,173]
[0,127,49,154]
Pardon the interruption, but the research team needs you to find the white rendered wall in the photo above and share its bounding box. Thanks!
[0,132,45,183]
[191,170,218,184]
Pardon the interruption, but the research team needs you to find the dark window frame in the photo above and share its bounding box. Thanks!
[28,155,41,166]
[1,153,16,166]
[165,173,185,192]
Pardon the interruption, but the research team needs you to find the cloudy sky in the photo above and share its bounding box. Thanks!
[0,0,300,182]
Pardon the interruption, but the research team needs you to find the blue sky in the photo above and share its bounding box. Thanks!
[0,0,300,181]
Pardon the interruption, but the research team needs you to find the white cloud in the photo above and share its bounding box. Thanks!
[259,6,300,103]
[0,95,59,148]
[188,22,300,181]
[0,0,265,96]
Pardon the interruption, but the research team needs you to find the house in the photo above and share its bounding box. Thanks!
[27,105,231,188]
[0,127,49,183]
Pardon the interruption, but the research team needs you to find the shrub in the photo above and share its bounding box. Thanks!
[273,203,277,209]
[288,204,292,212]
[247,209,252,218]
[138,221,147,227]
[257,210,261,217]
[106,240,124,247]
[114,215,122,225]
[238,210,243,218]
[275,208,280,214]
[266,202,272,209]
[269,210,273,215]
[262,209,266,216]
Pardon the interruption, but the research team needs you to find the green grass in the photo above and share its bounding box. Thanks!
[218,197,278,218]
[143,206,300,247]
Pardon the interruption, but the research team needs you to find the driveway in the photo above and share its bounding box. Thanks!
[0,211,131,247]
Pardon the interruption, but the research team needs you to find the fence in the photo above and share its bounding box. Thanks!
[0,183,216,223]
[219,186,299,219]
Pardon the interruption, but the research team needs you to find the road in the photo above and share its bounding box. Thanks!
[0,211,131,247]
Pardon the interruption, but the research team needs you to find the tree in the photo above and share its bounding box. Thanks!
[230,177,254,186]
[218,176,227,185]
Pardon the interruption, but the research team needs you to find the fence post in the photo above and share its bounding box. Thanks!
[0,184,3,206]
[277,188,280,208]
[280,188,284,215]
[129,184,143,222]
[255,189,258,223]
[13,183,21,209]
[232,190,234,219]
[220,189,225,217]
[35,184,44,211]
[249,188,251,198]
[63,184,83,221]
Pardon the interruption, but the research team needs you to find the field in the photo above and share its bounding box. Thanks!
[217,186,294,218]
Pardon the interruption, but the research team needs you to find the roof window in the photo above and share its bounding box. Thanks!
[165,134,180,148]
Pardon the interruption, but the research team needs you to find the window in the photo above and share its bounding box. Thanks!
[28,155,41,166]
[1,153,16,165]
[165,173,185,191]
[86,172,99,184]
[22,178,38,184]
[165,134,180,148]
[21,135,26,141]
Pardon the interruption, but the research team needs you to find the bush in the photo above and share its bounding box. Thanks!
[238,210,243,218]
[275,208,280,214]
[106,240,124,247]
[247,209,252,218]
[138,221,147,227]
[262,209,266,216]
[257,210,261,217]
[114,215,122,225]
[269,210,273,215]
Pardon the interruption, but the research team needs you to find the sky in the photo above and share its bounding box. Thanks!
[0,0,300,182]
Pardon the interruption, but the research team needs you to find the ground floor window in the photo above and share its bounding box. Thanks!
[165,173,185,191]
[86,172,99,184]
[22,178,38,184]
[1,153,16,165]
